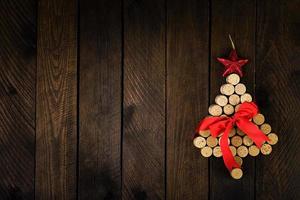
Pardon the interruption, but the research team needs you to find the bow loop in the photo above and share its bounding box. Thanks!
[234,102,258,119]
[197,116,228,137]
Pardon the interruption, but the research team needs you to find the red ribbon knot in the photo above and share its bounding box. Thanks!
[196,102,269,172]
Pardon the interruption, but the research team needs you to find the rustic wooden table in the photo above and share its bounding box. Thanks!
[0,0,299,199]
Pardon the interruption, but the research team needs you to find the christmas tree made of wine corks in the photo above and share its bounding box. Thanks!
[193,36,279,179]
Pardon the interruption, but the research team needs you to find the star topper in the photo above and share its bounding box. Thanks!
[217,35,248,77]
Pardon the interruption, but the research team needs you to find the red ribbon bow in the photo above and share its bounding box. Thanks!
[196,102,269,172]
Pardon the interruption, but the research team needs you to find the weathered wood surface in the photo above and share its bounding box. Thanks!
[122,0,165,198]
[78,0,122,199]
[0,0,36,199]
[36,0,77,199]
[167,0,209,199]
[0,0,298,199]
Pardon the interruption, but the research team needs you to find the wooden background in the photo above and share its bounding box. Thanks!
[0,0,300,199]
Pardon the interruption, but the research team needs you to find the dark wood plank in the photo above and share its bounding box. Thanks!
[0,0,36,199]
[123,0,165,198]
[210,1,256,199]
[78,0,122,199]
[36,0,77,199]
[166,0,209,199]
[256,0,300,199]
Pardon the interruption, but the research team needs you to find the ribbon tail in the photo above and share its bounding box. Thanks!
[237,119,269,148]
[220,123,240,171]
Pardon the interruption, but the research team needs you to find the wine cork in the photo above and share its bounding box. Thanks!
[236,128,245,136]
[249,145,260,156]
[199,130,211,137]
[207,136,218,147]
[226,73,240,85]
[267,133,278,145]
[260,123,272,134]
[213,146,222,157]
[201,146,213,157]
[208,104,222,116]
[230,146,237,156]
[253,114,265,125]
[235,83,246,95]
[218,137,230,145]
[229,94,240,106]
[193,137,206,148]
[220,84,235,96]
[215,95,228,107]
[223,104,234,115]
[237,146,248,157]
[240,93,252,103]
[231,136,243,147]
[261,143,272,155]
[229,128,236,137]
[243,135,253,146]
[234,156,243,166]
[235,104,241,112]
[231,168,243,179]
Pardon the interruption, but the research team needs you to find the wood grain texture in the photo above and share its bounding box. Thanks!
[123,0,165,199]
[1,1,300,198]
[0,0,36,199]
[166,0,209,199]
[210,1,256,199]
[256,0,300,199]
[78,0,122,199]
[36,0,77,199]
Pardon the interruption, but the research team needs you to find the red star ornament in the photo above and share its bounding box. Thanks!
[217,49,248,77]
